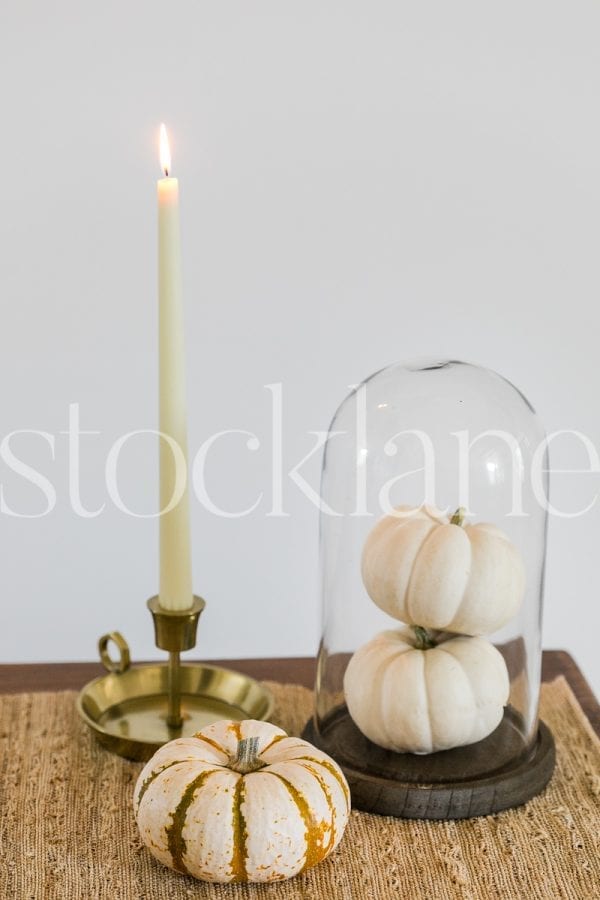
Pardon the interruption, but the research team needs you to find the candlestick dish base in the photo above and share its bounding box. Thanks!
[78,659,274,761]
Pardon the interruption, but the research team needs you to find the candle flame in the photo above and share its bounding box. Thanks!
[160,123,172,177]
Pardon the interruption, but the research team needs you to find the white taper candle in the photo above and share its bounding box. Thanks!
[157,124,193,611]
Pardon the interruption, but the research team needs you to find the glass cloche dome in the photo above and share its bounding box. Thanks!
[303,359,555,819]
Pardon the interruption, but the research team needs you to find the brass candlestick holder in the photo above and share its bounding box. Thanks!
[77,596,274,761]
[146,595,205,729]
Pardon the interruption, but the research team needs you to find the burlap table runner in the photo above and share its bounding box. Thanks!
[0,677,598,900]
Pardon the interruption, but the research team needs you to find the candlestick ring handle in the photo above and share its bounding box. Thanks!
[98,631,131,674]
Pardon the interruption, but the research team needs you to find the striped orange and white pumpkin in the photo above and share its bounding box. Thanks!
[134,719,350,883]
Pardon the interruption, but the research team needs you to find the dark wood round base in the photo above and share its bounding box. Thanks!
[302,705,555,820]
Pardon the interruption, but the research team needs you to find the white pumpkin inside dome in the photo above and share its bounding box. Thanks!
[361,505,525,636]
[344,626,510,754]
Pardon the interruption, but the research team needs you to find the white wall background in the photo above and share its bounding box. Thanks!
[0,1,599,693]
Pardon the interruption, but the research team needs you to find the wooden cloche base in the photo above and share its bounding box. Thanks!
[302,705,555,820]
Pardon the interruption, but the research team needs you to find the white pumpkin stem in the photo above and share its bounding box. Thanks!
[412,625,436,650]
[230,736,266,774]
[450,507,466,527]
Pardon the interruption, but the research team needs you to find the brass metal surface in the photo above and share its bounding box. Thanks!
[98,632,130,674]
[147,595,205,651]
[166,650,182,729]
[147,594,206,728]
[77,662,274,761]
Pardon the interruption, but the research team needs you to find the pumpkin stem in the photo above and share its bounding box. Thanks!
[412,625,436,650]
[450,507,466,527]
[230,736,266,774]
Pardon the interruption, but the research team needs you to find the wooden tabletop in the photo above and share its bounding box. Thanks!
[0,649,598,737]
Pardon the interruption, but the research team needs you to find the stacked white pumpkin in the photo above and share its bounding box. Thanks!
[344,505,525,754]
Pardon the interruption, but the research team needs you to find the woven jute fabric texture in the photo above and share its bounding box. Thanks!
[0,677,598,900]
